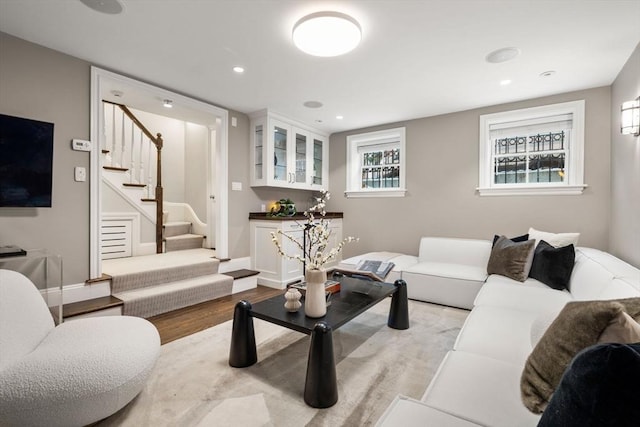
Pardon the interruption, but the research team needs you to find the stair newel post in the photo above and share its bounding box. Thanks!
[155,133,163,254]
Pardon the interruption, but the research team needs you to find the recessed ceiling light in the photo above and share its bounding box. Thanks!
[486,47,521,64]
[336,115,344,120]
[500,79,512,86]
[163,99,173,108]
[539,70,556,78]
[233,66,245,73]
[292,11,362,57]
[111,90,123,97]
[315,119,323,123]
[80,0,123,15]
[303,101,323,109]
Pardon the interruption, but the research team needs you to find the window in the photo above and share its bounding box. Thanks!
[478,100,586,196]
[346,127,406,198]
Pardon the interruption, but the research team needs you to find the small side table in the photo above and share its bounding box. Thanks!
[0,249,63,324]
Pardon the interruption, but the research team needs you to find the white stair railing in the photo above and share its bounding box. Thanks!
[102,100,165,253]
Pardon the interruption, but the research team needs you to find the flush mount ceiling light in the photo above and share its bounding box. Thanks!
[80,0,123,14]
[486,47,521,63]
[232,66,245,73]
[292,11,362,57]
[163,99,173,108]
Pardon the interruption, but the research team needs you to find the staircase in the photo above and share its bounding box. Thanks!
[107,249,233,318]
[101,100,208,255]
[163,221,205,252]
[102,100,164,254]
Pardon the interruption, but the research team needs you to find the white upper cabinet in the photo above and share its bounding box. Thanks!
[250,110,328,190]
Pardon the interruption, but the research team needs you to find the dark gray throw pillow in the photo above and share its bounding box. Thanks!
[529,240,575,290]
[492,233,529,247]
[537,343,640,427]
[486,235,536,282]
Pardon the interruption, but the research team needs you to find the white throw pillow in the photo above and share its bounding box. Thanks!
[528,227,580,248]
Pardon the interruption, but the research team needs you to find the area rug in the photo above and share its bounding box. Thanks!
[97,299,468,426]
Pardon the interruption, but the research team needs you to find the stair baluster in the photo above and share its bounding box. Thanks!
[129,120,136,183]
[139,129,145,186]
[147,138,153,199]
[107,104,115,166]
[118,110,125,168]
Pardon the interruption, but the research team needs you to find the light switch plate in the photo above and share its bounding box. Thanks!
[231,181,242,191]
[74,166,87,182]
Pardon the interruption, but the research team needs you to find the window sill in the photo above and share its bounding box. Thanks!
[476,185,587,197]
[344,189,407,198]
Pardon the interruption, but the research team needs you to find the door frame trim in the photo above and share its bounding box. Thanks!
[89,67,229,278]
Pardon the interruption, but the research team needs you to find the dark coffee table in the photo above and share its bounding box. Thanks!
[228,276,409,408]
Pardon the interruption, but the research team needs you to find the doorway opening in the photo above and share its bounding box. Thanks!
[89,67,229,278]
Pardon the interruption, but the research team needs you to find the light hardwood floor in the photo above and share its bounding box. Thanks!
[147,285,283,344]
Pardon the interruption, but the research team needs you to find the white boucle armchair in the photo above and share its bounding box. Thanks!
[0,269,160,427]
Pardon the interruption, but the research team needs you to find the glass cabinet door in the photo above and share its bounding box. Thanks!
[312,137,323,186]
[295,131,307,184]
[254,124,263,180]
[273,125,288,182]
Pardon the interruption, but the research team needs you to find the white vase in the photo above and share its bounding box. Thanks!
[284,287,302,312]
[304,268,327,318]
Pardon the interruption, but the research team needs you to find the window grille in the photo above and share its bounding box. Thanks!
[478,100,586,196]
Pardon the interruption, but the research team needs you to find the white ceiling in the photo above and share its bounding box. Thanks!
[1,0,639,134]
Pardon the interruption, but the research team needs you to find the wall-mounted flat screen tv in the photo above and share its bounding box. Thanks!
[0,113,54,207]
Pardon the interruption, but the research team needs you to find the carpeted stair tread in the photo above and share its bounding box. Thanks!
[113,273,233,318]
[110,258,219,293]
[163,221,192,237]
[164,234,204,251]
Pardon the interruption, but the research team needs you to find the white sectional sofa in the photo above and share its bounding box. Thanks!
[339,238,493,310]
[344,239,640,426]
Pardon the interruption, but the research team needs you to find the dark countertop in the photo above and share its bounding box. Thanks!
[249,212,343,220]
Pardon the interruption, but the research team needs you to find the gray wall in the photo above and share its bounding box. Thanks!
[184,122,208,220]
[329,87,612,259]
[0,32,259,282]
[610,43,640,267]
[0,32,91,284]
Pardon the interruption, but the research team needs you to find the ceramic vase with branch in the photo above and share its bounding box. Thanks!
[271,190,358,317]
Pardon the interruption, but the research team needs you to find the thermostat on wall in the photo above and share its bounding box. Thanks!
[72,139,92,152]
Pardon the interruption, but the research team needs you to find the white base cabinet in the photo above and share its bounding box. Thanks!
[250,218,343,289]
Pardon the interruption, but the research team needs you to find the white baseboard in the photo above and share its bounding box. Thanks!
[40,281,111,306]
[256,276,288,290]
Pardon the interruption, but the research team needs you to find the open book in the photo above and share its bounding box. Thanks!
[354,260,395,280]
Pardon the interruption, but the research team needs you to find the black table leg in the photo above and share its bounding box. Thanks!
[304,321,338,408]
[229,300,257,368]
[388,279,410,330]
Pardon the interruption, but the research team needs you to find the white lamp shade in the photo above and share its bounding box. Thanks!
[293,12,361,57]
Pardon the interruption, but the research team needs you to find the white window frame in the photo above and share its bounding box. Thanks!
[345,127,407,198]
[478,100,587,196]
